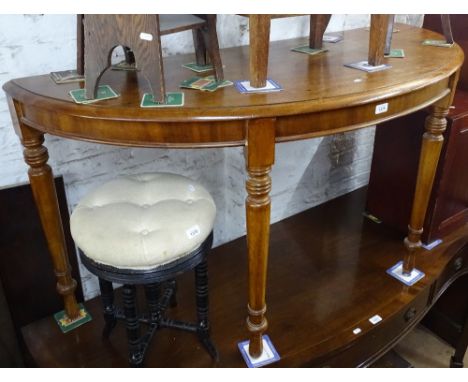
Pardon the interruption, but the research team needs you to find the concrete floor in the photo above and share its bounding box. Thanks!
[392,325,467,368]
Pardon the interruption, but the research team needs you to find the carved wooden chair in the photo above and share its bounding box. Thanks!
[79,14,224,102]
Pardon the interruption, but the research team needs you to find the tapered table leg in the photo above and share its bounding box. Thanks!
[403,73,460,275]
[249,15,271,88]
[244,118,275,358]
[8,98,80,320]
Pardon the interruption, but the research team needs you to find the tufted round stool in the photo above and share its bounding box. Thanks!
[70,173,218,366]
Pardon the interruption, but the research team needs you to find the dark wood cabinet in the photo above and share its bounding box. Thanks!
[366,15,468,245]
[366,91,468,245]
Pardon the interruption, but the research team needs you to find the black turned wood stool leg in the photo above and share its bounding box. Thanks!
[122,284,144,367]
[195,260,218,361]
[79,233,217,366]
[98,278,117,338]
[144,283,161,323]
[169,279,178,308]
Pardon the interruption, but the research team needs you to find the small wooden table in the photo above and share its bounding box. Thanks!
[3,24,464,360]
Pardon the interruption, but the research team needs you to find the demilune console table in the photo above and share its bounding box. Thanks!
[3,24,467,367]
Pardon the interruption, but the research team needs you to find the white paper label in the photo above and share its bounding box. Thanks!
[139,32,153,41]
[353,328,362,335]
[369,315,383,325]
[375,103,389,114]
[186,225,201,239]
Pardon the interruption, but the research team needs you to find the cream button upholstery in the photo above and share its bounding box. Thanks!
[70,173,216,270]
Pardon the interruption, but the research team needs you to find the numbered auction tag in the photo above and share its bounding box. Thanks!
[186,225,201,239]
[139,32,153,41]
[375,103,389,114]
[369,315,383,325]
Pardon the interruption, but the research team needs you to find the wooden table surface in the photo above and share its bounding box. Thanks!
[20,188,468,367]
[3,23,465,361]
[4,24,463,144]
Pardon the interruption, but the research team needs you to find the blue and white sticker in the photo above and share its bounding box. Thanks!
[238,335,280,368]
[422,239,442,251]
[369,315,383,325]
[386,260,425,286]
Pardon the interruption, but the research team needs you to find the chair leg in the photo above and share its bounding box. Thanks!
[368,14,390,66]
[192,28,208,66]
[131,16,165,104]
[201,15,224,82]
[98,278,117,338]
[195,260,218,360]
[309,14,331,49]
[122,284,144,367]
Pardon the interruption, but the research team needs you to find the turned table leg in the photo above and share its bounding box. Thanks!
[244,118,275,358]
[403,76,459,274]
[24,130,80,319]
[8,99,80,320]
[249,15,271,88]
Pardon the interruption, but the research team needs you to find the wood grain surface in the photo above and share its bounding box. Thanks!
[20,188,468,367]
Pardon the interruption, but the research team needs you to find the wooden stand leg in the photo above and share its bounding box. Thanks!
[441,15,454,44]
[192,28,207,66]
[384,15,395,56]
[15,121,80,320]
[76,15,84,75]
[368,14,390,66]
[403,102,451,274]
[202,15,224,82]
[249,15,271,88]
[83,20,110,100]
[245,118,276,358]
[309,14,331,49]
[132,26,165,104]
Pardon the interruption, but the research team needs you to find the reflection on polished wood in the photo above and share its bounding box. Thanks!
[3,24,464,361]
[21,188,468,367]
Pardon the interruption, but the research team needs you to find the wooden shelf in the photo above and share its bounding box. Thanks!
[21,187,468,367]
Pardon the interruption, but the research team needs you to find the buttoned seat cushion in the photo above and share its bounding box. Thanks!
[70,173,216,270]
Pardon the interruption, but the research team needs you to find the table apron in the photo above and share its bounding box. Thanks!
[19,79,450,148]
[276,79,451,141]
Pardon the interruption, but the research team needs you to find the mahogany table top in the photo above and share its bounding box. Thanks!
[3,24,464,148]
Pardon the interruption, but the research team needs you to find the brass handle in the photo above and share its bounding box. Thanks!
[404,307,417,322]
[454,257,463,272]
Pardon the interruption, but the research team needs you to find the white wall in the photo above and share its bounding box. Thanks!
[0,14,423,299]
